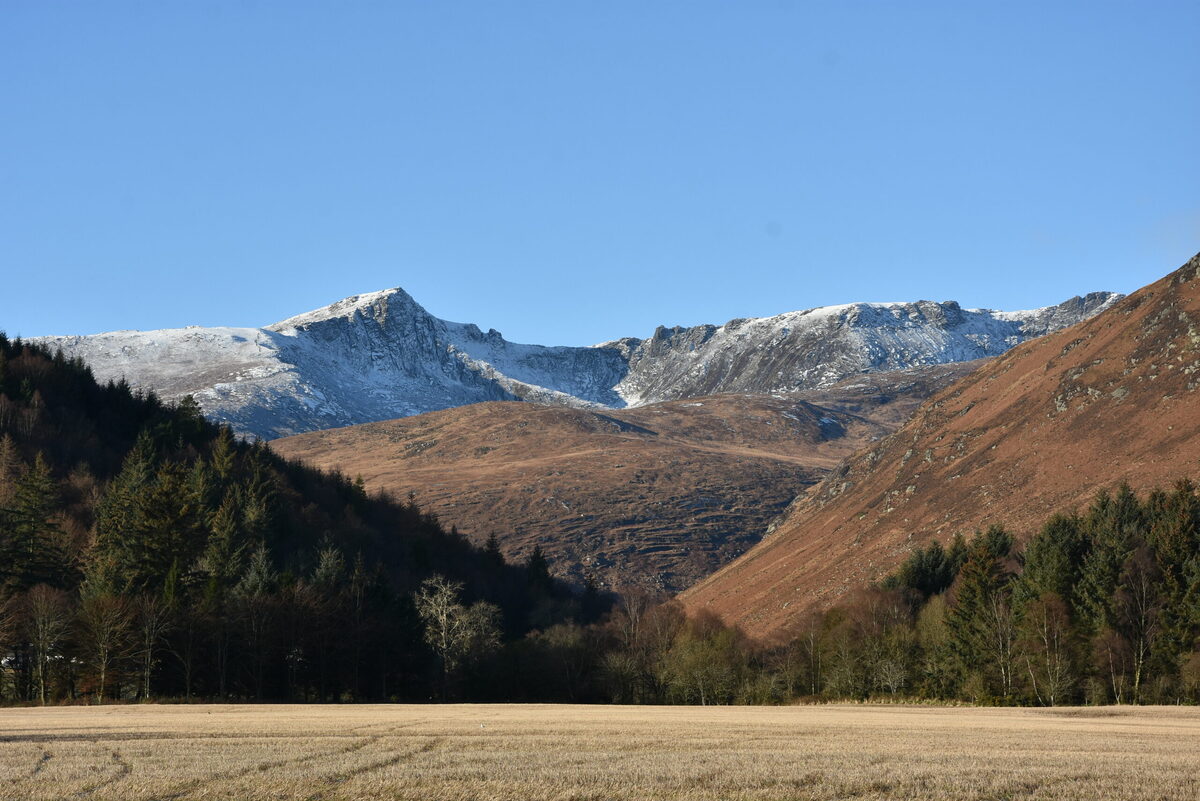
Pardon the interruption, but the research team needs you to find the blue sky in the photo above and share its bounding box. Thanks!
[2,1,1197,345]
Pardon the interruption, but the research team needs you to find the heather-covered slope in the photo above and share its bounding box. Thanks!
[682,252,1200,638]
[271,363,979,592]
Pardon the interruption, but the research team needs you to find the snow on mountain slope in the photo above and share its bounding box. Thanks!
[37,288,625,439]
[31,287,1120,439]
[607,293,1121,405]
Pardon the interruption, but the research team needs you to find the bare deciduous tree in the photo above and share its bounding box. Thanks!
[414,575,501,698]
[0,596,16,700]
[133,594,172,701]
[983,593,1019,699]
[24,585,70,704]
[1114,547,1161,702]
[1019,592,1074,706]
[78,591,132,703]
[1093,627,1132,704]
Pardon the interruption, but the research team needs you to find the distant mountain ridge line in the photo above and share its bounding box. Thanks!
[31,285,1121,439]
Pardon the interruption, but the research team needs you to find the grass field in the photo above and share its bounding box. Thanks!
[1,704,1198,800]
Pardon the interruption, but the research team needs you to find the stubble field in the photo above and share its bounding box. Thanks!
[0,703,1197,801]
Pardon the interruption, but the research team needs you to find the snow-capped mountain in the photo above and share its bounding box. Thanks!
[608,292,1120,405]
[32,288,1120,439]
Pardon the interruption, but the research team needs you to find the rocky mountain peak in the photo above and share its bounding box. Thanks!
[32,284,1121,439]
[267,286,426,333]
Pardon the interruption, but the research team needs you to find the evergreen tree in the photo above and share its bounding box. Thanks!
[201,494,245,597]
[210,426,237,483]
[483,532,505,568]
[526,544,553,596]
[948,536,1016,698]
[93,432,157,589]
[1075,487,1141,634]
[0,336,586,704]
[946,532,970,576]
[1,454,67,591]
[1015,513,1089,611]
[101,462,204,593]
[1147,480,1200,660]
[884,537,964,599]
[236,544,278,700]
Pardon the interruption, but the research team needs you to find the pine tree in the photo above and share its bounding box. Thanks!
[948,538,1016,698]
[98,461,203,593]
[173,395,207,444]
[201,494,245,598]
[946,532,969,576]
[187,459,219,524]
[483,532,505,568]
[885,538,959,598]
[1075,487,1141,634]
[1147,480,1200,659]
[1015,513,1089,612]
[526,544,553,596]
[93,431,157,589]
[210,426,237,483]
[2,454,67,591]
[236,544,278,700]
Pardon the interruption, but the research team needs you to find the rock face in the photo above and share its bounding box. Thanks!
[270,362,980,592]
[607,293,1120,405]
[681,252,1200,639]
[34,287,1119,439]
[36,288,627,439]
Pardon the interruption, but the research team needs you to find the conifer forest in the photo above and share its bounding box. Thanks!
[2,334,1199,707]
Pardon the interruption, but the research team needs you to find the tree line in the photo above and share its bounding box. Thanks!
[444,481,1200,706]
[2,332,1199,706]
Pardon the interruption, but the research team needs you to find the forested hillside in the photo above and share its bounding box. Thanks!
[0,335,592,704]
[480,483,1200,706]
[820,482,1200,704]
[3,333,1197,707]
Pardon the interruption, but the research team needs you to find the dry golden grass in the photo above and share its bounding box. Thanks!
[1,703,1198,800]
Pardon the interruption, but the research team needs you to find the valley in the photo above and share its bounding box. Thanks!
[271,363,980,591]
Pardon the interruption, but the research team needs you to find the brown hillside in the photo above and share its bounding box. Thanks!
[270,364,975,592]
[682,252,1200,638]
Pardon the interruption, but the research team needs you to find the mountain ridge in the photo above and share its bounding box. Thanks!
[32,285,1120,439]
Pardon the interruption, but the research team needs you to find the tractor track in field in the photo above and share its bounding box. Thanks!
[5,745,53,788]
[72,749,131,798]
[146,720,432,801]
[301,736,446,801]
